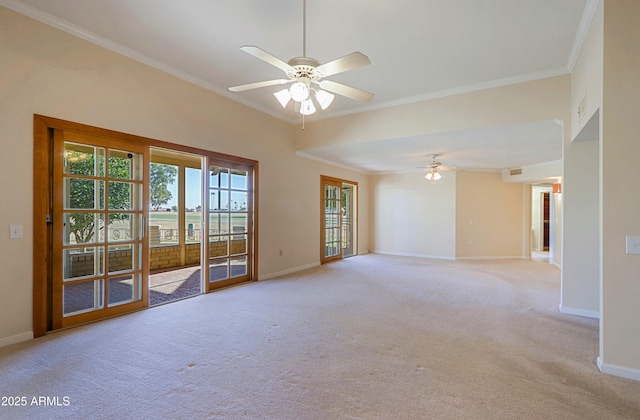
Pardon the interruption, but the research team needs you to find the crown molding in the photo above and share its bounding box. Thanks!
[0,0,292,123]
[566,0,600,72]
[316,67,570,122]
[295,151,368,174]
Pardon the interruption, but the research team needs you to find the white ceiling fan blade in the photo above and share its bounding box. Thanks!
[228,79,291,92]
[240,45,295,72]
[315,51,371,77]
[319,80,374,102]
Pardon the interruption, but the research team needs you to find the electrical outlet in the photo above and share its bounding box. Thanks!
[279,249,283,256]
[10,224,23,239]
[626,236,640,255]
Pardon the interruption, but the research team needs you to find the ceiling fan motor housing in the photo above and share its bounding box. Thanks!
[287,57,322,81]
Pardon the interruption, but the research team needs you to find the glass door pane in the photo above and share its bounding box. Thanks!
[206,162,252,290]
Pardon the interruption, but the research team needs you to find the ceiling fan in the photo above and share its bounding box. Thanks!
[419,154,454,183]
[228,0,374,116]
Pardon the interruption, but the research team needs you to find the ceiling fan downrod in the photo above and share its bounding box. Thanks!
[302,0,307,58]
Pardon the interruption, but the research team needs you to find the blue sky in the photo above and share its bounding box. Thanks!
[166,167,201,209]
[165,168,247,210]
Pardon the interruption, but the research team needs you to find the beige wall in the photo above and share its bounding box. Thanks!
[599,0,640,378]
[295,76,571,152]
[552,190,563,268]
[369,172,456,259]
[571,1,603,140]
[561,130,600,316]
[562,1,602,319]
[564,0,640,380]
[456,172,528,259]
[0,7,368,345]
[369,170,529,261]
[562,1,602,318]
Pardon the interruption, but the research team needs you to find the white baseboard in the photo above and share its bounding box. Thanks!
[0,331,33,348]
[260,262,321,280]
[371,250,455,261]
[455,256,527,261]
[371,251,538,262]
[598,357,640,382]
[559,305,600,319]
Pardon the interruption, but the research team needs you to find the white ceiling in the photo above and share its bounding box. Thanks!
[2,0,593,174]
[299,119,564,174]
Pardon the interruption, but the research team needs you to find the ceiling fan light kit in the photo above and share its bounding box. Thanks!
[273,88,292,108]
[422,154,444,183]
[315,89,335,110]
[289,77,311,102]
[228,0,373,119]
[300,98,316,115]
[425,169,442,183]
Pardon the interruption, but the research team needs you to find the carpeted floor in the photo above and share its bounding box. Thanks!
[1,254,639,419]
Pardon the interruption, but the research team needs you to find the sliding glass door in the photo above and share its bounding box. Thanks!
[206,161,253,290]
[34,116,258,335]
[320,176,357,264]
[52,130,148,329]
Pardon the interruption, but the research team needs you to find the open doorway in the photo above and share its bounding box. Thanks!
[531,185,553,261]
[148,148,203,306]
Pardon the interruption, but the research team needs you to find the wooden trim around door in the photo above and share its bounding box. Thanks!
[33,117,51,337]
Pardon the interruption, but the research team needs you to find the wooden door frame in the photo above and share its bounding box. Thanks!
[320,175,358,264]
[33,115,259,337]
[542,192,550,251]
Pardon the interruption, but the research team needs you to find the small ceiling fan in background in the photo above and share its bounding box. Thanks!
[419,154,455,183]
[228,0,374,117]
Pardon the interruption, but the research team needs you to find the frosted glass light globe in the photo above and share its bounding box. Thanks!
[289,77,310,102]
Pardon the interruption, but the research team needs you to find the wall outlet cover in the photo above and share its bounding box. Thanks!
[10,224,23,239]
[625,236,640,255]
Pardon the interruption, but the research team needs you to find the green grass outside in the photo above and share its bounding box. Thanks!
[149,212,202,223]
[149,211,246,229]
